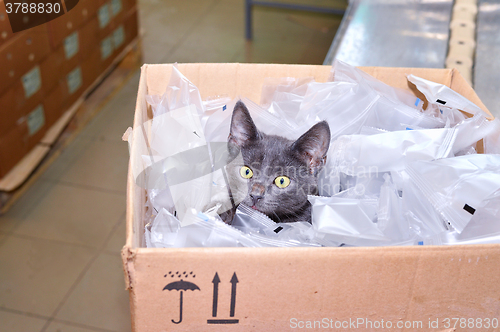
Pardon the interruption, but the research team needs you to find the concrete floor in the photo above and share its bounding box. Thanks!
[0,1,342,331]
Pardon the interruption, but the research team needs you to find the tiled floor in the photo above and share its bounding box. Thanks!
[0,1,343,331]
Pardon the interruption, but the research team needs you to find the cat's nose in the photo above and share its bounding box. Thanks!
[249,194,263,206]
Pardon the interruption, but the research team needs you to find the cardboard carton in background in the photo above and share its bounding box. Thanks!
[122,63,499,332]
[0,0,140,180]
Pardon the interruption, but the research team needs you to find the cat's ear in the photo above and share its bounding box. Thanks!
[228,101,260,149]
[292,121,331,175]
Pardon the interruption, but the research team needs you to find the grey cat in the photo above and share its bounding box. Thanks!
[222,101,330,224]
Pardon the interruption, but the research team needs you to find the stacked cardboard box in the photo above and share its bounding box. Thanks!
[0,0,139,179]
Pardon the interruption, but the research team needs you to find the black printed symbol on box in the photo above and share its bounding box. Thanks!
[207,272,239,324]
[163,271,199,324]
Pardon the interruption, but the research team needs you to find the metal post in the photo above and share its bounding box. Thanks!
[245,0,253,40]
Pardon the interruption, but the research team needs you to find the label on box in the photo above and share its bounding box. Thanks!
[27,104,45,136]
[98,4,110,29]
[112,25,125,49]
[67,66,82,94]
[22,66,42,99]
[100,36,113,60]
[111,0,122,17]
[64,31,79,59]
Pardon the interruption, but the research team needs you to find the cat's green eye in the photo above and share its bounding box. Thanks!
[274,176,290,188]
[240,166,253,179]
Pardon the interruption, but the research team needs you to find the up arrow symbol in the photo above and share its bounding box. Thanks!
[229,273,238,317]
[211,273,220,317]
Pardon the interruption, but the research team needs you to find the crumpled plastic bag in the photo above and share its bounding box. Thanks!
[138,61,499,248]
[407,154,500,233]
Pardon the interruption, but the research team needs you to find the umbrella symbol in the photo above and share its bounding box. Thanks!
[163,279,200,324]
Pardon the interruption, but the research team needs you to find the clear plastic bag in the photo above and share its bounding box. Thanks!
[401,174,448,238]
[407,154,500,233]
[309,195,386,246]
[231,204,323,247]
[330,60,422,109]
[377,174,410,242]
[483,118,500,154]
[141,62,500,248]
[407,74,490,118]
[329,128,456,176]
[260,76,314,109]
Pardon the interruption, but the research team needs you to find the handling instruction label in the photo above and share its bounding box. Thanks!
[162,271,239,325]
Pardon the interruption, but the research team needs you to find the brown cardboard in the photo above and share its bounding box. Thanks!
[0,123,28,178]
[0,2,14,48]
[43,81,68,129]
[25,104,47,151]
[123,63,498,332]
[40,43,82,95]
[47,0,98,48]
[12,70,45,117]
[79,15,100,60]
[0,24,51,94]
[0,88,17,137]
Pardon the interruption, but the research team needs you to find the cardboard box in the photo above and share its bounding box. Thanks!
[0,123,28,178]
[0,24,51,94]
[40,42,81,95]
[12,65,45,116]
[0,88,17,137]
[122,63,498,332]
[47,0,98,48]
[43,81,68,129]
[0,3,14,48]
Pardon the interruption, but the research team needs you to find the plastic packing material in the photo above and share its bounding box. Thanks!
[331,177,381,200]
[445,189,500,241]
[483,118,500,154]
[329,113,493,177]
[426,105,468,128]
[203,96,297,143]
[406,154,500,233]
[452,113,497,153]
[455,145,477,157]
[279,61,446,142]
[145,208,182,248]
[424,231,500,245]
[260,76,314,109]
[141,63,499,248]
[363,96,446,131]
[144,66,233,224]
[329,128,456,176]
[400,172,448,238]
[293,80,375,138]
[231,203,276,232]
[330,60,421,109]
[296,82,443,143]
[231,204,323,247]
[407,74,489,118]
[423,189,500,244]
[308,195,391,246]
[146,208,267,248]
[352,172,388,199]
[359,126,389,136]
[377,174,410,242]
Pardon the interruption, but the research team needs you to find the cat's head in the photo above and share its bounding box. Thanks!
[226,101,330,222]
